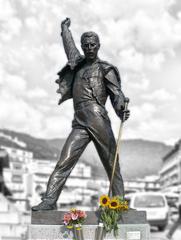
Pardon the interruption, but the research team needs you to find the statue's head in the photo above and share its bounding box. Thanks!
[81,32,100,61]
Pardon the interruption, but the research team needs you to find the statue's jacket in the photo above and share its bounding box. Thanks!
[55,27,125,130]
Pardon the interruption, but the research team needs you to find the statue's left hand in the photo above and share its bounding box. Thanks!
[120,97,130,121]
[119,109,130,122]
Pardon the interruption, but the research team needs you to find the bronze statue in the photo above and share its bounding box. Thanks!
[32,18,130,211]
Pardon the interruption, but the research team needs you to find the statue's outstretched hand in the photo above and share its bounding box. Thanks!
[119,97,130,122]
[119,109,130,122]
[61,18,71,30]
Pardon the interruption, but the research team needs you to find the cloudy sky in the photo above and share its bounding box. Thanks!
[0,0,181,144]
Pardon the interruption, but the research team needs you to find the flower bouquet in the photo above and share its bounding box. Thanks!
[63,208,87,240]
[98,195,129,238]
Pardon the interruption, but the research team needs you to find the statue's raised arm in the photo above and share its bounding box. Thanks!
[61,18,82,70]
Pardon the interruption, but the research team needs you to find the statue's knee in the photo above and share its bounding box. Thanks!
[56,155,71,169]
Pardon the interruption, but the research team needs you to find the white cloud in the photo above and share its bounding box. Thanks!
[5,75,26,94]
[124,116,180,144]
[0,92,44,134]
[124,73,150,93]
[144,53,165,71]
[131,10,181,52]
[0,16,22,41]
[27,88,48,99]
[119,47,144,72]
[43,115,72,139]
[136,119,180,142]
[178,88,181,93]
[0,66,26,94]
[0,0,15,21]
[130,103,156,123]
[142,89,176,101]
[25,17,39,30]
[165,137,180,146]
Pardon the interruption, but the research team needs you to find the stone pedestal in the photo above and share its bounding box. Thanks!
[28,210,150,240]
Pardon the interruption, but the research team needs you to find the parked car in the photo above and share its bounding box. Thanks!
[126,192,169,231]
[163,192,179,207]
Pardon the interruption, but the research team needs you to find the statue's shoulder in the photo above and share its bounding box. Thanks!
[98,60,120,83]
[98,59,119,75]
[57,56,85,77]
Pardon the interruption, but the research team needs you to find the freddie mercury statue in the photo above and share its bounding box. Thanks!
[32,18,130,211]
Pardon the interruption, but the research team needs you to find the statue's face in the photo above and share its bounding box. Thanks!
[81,36,100,61]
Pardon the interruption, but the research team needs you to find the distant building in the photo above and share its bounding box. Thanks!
[29,159,93,207]
[86,175,161,197]
[1,146,33,162]
[160,139,181,190]
[0,147,28,240]
[1,144,95,209]
[0,193,29,240]
[2,146,34,211]
[124,175,161,193]
[0,148,10,195]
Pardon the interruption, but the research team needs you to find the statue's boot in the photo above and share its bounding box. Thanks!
[31,201,57,211]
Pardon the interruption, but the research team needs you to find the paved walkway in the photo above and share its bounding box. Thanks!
[151,226,181,240]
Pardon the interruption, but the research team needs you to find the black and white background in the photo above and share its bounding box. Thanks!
[0,1,181,239]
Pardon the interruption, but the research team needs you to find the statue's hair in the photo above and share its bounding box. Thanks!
[81,31,100,45]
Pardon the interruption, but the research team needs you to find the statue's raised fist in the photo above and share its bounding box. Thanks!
[61,18,71,29]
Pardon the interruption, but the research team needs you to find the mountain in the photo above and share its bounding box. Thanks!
[113,139,171,179]
[0,129,62,160]
[0,128,172,180]
[82,139,172,179]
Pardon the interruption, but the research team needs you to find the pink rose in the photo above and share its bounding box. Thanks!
[63,220,68,225]
[77,210,86,218]
[64,213,72,222]
[71,212,78,220]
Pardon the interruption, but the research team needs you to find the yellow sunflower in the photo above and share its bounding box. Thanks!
[124,200,128,205]
[124,205,129,210]
[119,201,128,210]
[118,203,124,209]
[70,208,76,212]
[109,198,119,209]
[100,195,110,207]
